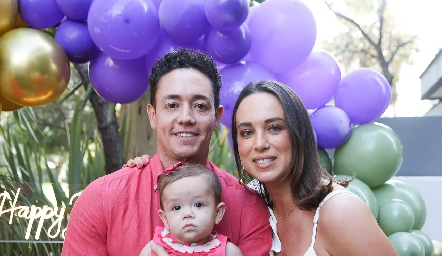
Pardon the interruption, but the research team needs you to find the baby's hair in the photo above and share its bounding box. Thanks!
[158,163,222,209]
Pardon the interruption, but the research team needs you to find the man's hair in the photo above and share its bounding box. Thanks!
[157,162,222,209]
[148,48,222,108]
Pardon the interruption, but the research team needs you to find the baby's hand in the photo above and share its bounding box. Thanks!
[123,154,151,169]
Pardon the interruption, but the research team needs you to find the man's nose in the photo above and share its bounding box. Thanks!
[178,105,196,124]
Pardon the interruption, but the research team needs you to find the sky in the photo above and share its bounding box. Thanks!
[304,0,442,117]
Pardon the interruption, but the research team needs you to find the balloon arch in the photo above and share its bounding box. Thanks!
[0,0,433,254]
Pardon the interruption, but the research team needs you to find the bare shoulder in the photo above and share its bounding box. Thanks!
[226,242,244,256]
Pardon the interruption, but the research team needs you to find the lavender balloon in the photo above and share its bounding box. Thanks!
[335,68,391,124]
[219,61,277,128]
[204,0,249,31]
[248,0,316,73]
[19,0,64,29]
[55,20,99,63]
[88,0,160,60]
[90,52,149,104]
[145,30,174,73]
[310,106,351,149]
[278,50,341,109]
[55,0,93,21]
[205,23,251,64]
[159,0,209,43]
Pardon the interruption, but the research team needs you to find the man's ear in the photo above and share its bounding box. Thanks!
[214,202,226,225]
[214,105,224,129]
[158,209,170,229]
[147,104,156,130]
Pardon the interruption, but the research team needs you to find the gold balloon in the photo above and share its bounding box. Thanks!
[0,0,18,36]
[0,28,71,107]
[0,92,23,111]
[15,14,29,29]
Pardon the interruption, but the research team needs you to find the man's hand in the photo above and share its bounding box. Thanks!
[139,241,169,256]
[123,154,151,169]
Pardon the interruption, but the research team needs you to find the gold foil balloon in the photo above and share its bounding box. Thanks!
[0,92,23,111]
[0,28,70,107]
[0,0,18,36]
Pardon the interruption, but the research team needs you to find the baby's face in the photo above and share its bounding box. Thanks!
[159,175,221,244]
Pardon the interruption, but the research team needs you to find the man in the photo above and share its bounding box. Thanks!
[62,49,272,256]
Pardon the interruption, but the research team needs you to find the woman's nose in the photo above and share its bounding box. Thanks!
[253,132,270,151]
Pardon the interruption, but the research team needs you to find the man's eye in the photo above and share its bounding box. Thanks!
[194,103,209,110]
[166,103,178,109]
[172,205,181,211]
[194,202,203,208]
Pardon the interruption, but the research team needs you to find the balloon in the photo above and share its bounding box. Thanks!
[334,175,379,218]
[18,0,64,29]
[173,36,206,52]
[248,0,316,73]
[318,148,333,175]
[89,52,149,104]
[145,30,174,73]
[205,23,252,64]
[389,232,425,256]
[378,199,415,236]
[55,0,93,21]
[219,61,277,128]
[310,106,351,149]
[335,68,391,124]
[410,230,434,256]
[159,0,209,43]
[0,93,23,111]
[333,122,403,188]
[0,0,18,36]
[278,50,341,109]
[372,180,426,230]
[0,28,70,107]
[204,0,249,31]
[88,0,160,60]
[55,20,99,64]
[14,14,29,28]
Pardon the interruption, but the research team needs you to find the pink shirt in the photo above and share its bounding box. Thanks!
[62,155,272,256]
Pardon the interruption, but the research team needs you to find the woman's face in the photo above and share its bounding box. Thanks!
[235,92,293,186]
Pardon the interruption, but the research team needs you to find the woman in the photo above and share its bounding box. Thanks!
[231,80,397,255]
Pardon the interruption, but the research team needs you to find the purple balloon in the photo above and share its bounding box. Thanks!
[145,30,174,73]
[159,0,209,43]
[205,23,251,64]
[335,68,391,125]
[90,52,149,104]
[248,0,316,74]
[310,106,352,149]
[219,61,277,128]
[19,0,64,29]
[88,0,160,60]
[278,50,341,109]
[173,36,207,52]
[204,0,249,31]
[55,20,99,63]
[55,0,93,21]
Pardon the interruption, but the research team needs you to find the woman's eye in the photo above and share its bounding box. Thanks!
[194,202,203,208]
[172,205,181,211]
[240,130,253,137]
[268,124,283,132]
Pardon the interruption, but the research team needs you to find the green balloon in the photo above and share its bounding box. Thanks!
[372,180,426,230]
[389,232,425,256]
[410,230,434,256]
[334,175,379,218]
[318,147,333,174]
[333,122,403,188]
[378,199,414,236]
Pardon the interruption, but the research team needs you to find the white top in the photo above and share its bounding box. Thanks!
[269,189,357,256]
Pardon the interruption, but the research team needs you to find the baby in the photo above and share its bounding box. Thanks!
[142,161,243,256]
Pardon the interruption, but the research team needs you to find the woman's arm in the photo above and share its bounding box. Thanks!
[320,192,398,256]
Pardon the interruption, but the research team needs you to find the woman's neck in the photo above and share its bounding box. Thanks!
[265,180,297,214]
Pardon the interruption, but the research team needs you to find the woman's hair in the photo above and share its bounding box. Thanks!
[231,80,349,210]
[157,163,223,209]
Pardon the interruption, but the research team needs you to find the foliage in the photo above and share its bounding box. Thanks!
[209,125,237,176]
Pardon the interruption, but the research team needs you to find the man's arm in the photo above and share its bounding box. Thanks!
[62,180,108,255]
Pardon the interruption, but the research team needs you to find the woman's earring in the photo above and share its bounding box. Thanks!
[239,167,246,185]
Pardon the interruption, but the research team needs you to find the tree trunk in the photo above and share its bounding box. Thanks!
[119,89,157,161]
[74,63,124,174]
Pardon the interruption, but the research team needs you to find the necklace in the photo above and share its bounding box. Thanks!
[274,206,296,219]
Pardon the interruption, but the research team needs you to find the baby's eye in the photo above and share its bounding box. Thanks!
[194,202,203,208]
[172,205,181,211]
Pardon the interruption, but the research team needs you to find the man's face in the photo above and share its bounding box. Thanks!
[148,68,223,167]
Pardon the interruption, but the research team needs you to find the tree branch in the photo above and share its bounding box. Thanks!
[387,36,417,65]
